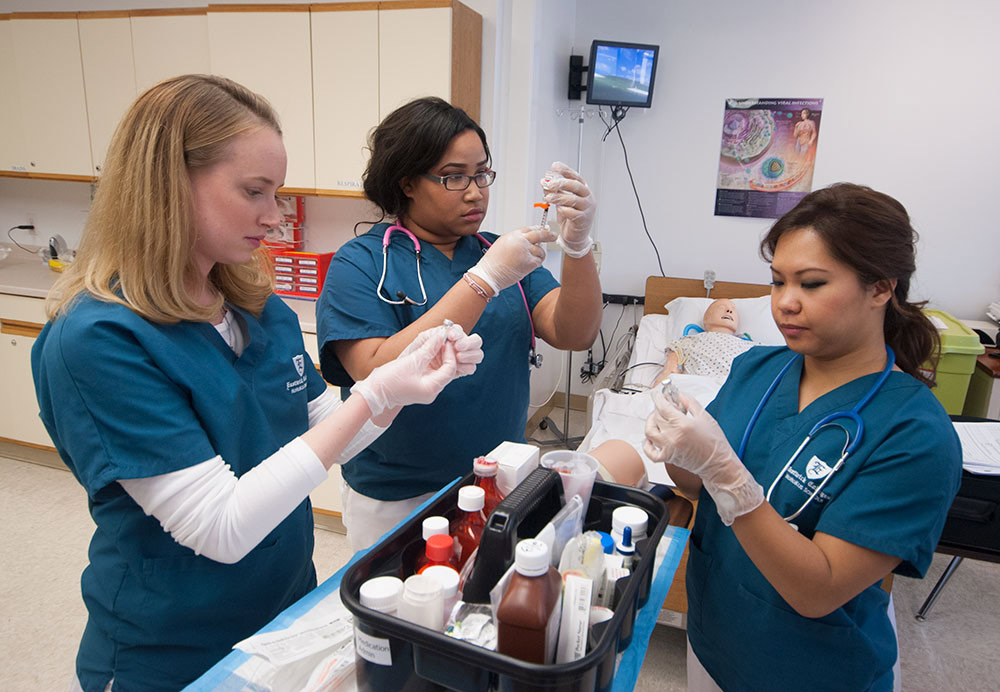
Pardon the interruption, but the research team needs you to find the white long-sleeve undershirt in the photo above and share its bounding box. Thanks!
[118,314,383,564]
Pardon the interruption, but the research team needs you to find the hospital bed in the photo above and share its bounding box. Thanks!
[577,276,777,619]
[579,276,778,488]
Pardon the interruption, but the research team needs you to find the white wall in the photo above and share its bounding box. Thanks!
[567,0,999,323]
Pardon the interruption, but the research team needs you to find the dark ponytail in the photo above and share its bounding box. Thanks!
[760,183,939,386]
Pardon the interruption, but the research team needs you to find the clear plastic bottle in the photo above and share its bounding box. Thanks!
[472,456,504,517]
[450,486,487,571]
[417,534,460,573]
[496,539,563,664]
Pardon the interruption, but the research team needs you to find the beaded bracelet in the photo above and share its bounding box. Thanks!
[463,272,492,303]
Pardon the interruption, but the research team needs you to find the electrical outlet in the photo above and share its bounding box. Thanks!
[25,213,36,232]
[703,269,716,293]
[592,241,602,273]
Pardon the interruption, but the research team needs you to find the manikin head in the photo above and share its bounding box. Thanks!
[703,298,739,335]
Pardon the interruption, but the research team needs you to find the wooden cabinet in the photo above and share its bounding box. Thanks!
[130,9,210,95]
[311,5,379,194]
[0,1,480,198]
[0,294,53,448]
[0,17,27,173]
[311,0,482,193]
[379,1,481,122]
[208,5,316,192]
[9,13,93,179]
[78,12,137,176]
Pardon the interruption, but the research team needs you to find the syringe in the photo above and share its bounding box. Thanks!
[533,202,550,228]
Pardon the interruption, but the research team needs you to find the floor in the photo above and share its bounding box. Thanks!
[3,408,999,691]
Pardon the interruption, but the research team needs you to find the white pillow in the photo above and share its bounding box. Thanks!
[662,295,785,346]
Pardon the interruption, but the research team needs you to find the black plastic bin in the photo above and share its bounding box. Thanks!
[341,467,672,692]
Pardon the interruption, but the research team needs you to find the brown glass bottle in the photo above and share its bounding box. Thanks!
[472,456,504,517]
[496,539,562,664]
[450,486,486,571]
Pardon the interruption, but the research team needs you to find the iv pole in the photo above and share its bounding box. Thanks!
[532,108,587,448]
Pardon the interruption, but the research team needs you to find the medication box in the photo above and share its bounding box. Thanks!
[922,310,985,415]
[270,249,334,300]
[488,440,540,496]
[340,469,672,692]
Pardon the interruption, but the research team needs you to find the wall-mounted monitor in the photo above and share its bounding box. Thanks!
[585,40,660,108]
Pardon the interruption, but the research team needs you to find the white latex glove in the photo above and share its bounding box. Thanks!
[541,161,595,258]
[351,327,459,419]
[399,323,484,377]
[643,391,764,526]
[469,226,557,295]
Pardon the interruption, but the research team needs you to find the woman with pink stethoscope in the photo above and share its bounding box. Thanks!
[316,96,603,551]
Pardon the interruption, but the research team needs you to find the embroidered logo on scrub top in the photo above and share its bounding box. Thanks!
[286,354,308,394]
[805,456,833,481]
[783,456,833,504]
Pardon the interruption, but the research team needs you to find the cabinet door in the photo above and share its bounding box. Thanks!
[79,13,137,176]
[10,15,93,177]
[378,6,453,120]
[130,10,210,95]
[311,7,378,193]
[208,7,315,191]
[0,295,52,448]
[0,18,27,173]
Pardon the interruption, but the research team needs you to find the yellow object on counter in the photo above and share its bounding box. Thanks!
[48,259,67,272]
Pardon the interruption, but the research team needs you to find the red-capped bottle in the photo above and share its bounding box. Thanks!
[473,456,503,517]
[413,515,451,574]
[417,534,461,574]
[450,486,486,571]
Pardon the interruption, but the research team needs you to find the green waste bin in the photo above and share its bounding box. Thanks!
[921,310,984,415]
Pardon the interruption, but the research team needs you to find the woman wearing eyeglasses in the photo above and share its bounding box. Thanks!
[316,97,602,550]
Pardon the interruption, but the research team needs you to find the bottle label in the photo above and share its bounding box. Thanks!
[354,627,393,665]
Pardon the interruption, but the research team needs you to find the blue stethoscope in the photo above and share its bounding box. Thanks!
[737,345,895,523]
[376,224,542,368]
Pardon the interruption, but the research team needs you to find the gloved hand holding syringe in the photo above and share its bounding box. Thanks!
[539,162,595,258]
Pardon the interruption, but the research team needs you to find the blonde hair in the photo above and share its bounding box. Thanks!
[46,74,281,323]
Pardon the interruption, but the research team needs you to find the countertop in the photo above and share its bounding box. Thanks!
[0,244,318,333]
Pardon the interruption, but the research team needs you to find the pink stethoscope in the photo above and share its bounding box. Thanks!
[377,224,542,368]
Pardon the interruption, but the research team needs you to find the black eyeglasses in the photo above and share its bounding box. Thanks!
[422,169,497,191]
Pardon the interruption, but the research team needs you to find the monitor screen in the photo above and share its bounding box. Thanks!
[586,40,660,108]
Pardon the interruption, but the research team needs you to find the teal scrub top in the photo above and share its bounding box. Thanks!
[316,223,559,500]
[31,294,327,692]
[688,346,961,692]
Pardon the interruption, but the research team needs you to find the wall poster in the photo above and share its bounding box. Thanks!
[714,97,823,219]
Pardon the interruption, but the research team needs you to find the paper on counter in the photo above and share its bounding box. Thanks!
[234,591,354,667]
[954,422,1000,475]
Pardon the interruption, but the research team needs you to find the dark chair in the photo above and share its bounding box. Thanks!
[916,416,1000,620]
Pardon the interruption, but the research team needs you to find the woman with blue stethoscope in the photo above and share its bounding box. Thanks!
[316,97,603,551]
[644,183,962,692]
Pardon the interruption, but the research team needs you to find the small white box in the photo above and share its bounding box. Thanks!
[488,441,540,496]
[556,573,593,663]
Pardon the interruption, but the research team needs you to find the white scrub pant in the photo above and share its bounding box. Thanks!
[686,594,902,692]
[341,477,436,553]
